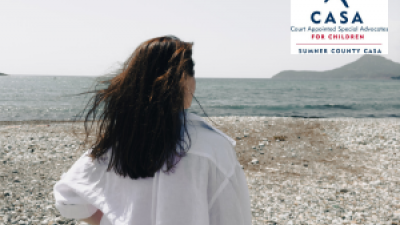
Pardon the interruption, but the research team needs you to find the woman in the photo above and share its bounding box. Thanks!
[53,35,252,225]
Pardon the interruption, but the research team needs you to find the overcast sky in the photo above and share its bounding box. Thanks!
[0,0,399,78]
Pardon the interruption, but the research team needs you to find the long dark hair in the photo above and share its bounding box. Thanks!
[74,35,195,179]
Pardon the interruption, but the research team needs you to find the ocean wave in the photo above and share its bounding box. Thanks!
[1,76,400,120]
[203,103,397,111]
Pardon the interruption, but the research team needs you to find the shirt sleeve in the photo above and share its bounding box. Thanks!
[54,178,98,220]
[53,150,100,220]
[151,153,210,225]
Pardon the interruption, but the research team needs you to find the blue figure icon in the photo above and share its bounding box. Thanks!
[324,0,349,8]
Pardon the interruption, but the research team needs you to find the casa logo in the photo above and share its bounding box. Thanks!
[290,0,389,55]
[311,0,363,24]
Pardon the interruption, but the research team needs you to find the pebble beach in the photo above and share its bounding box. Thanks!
[1,117,400,225]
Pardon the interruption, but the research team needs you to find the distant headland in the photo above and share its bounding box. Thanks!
[0,72,7,76]
[271,55,400,80]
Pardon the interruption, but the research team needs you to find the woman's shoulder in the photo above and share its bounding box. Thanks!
[185,113,236,146]
[59,148,111,181]
[185,113,238,176]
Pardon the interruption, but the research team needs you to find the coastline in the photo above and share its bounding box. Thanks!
[1,116,399,224]
[1,115,399,125]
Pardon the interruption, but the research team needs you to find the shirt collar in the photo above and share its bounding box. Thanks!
[184,112,236,146]
[185,111,206,122]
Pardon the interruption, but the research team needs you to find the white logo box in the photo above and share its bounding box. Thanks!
[291,0,388,54]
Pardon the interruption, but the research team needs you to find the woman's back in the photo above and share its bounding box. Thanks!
[54,112,252,225]
[53,35,252,225]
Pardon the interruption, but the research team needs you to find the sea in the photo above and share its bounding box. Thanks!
[1,75,399,121]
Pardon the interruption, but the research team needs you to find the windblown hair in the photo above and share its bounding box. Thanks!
[75,35,195,179]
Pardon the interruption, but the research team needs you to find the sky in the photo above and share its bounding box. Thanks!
[0,0,399,78]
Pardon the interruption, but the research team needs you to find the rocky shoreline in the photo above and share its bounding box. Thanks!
[1,117,399,225]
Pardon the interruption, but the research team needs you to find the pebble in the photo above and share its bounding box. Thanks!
[1,117,400,224]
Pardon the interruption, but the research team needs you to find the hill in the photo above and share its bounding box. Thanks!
[0,72,7,76]
[271,55,400,80]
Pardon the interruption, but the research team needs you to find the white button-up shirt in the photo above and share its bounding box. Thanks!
[53,112,252,225]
